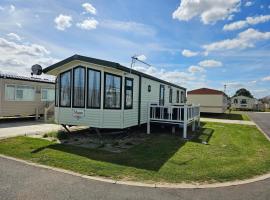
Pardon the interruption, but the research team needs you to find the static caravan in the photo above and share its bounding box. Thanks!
[43,55,200,137]
[0,73,55,117]
[187,88,228,113]
[231,95,258,110]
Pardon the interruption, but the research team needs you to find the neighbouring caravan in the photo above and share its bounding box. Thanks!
[231,95,258,110]
[43,55,188,130]
[0,73,55,118]
[187,88,228,113]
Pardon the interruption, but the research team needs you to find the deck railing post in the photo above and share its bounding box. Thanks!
[183,104,187,139]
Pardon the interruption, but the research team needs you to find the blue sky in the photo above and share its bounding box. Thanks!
[0,0,269,98]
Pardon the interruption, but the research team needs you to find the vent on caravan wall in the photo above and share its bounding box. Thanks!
[31,64,43,76]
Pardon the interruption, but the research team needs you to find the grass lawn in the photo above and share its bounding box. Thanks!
[201,110,250,121]
[1,122,270,184]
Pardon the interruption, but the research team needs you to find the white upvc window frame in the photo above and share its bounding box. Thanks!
[5,84,36,102]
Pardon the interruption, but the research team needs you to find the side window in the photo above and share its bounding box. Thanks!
[176,90,179,103]
[60,70,71,107]
[104,73,122,109]
[41,88,55,102]
[159,85,165,106]
[5,84,35,101]
[73,67,85,108]
[125,78,133,109]
[5,85,15,101]
[87,69,101,108]
[169,88,172,103]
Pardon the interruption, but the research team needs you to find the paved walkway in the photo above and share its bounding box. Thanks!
[200,118,255,125]
[248,112,270,139]
[0,157,270,200]
[0,120,62,139]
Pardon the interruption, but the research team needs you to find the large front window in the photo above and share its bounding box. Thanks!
[87,69,101,108]
[55,77,59,106]
[104,73,122,109]
[73,67,85,108]
[60,70,71,107]
[125,78,133,109]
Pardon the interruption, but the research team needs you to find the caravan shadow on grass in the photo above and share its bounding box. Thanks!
[31,123,213,171]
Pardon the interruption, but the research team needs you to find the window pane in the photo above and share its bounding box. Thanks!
[16,86,35,101]
[55,77,59,106]
[169,88,172,103]
[105,74,121,109]
[176,91,179,103]
[159,85,165,106]
[125,79,133,109]
[42,89,48,100]
[42,89,55,101]
[73,67,85,107]
[181,91,184,103]
[5,85,15,101]
[87,69,101,108]
[60,71,71,107]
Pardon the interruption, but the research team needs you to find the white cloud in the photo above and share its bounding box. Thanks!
[136,55,147,61]
[262,76,270,81]
[172,0,241,24]
[9,5,15,13]
[16,23,22,28]
[245,1,253,7]
[0,36,57,77]
[0,38,50,56]
[134,65,196,85]
[7,33,22,41]
[223,15,270,31]
[203,28,270,52]
[223,20,248,31]
[188,65,205,73]
[54,14,72,31]
[0,6,4,11]
[76,18,98,30]
[101,20,156,36]
[198,59,223,68]
[246,15,270,24]
[182,49,198,57]
[82,3,96,15]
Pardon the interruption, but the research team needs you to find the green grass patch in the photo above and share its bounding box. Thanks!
[1,122,270,183]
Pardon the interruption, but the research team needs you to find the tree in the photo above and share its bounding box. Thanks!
[233,88,254,98]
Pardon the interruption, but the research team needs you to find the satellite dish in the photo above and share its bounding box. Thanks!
[31,64,43,75]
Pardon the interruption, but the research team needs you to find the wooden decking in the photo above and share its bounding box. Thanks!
[147,103,200,138]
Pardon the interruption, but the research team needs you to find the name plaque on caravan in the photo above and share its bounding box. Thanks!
[72,109,85,120]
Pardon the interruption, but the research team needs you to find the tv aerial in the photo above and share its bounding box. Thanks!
[130,55,151,73]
